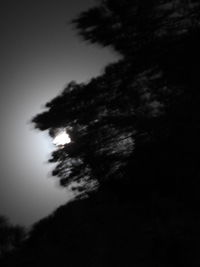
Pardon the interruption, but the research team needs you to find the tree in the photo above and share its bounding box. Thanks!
[21,1,200,265]
[0,216,26,259]
[73,0,200,55]
[32,0,200,195]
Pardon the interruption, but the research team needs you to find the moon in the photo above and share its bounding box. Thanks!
[53,130,71,146]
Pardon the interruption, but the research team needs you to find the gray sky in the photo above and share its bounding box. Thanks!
[0,0,118,226]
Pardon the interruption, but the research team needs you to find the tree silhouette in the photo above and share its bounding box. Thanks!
[73,0,200,55]
[0,215,26,259]
[6,0,200,266]
[33,0,200,195]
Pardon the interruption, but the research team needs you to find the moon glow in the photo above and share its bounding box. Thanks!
[53,130,71,146]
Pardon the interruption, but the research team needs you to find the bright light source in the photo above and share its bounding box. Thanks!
[53,131,71,146]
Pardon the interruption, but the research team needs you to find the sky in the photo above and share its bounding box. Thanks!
[0,0,119,227]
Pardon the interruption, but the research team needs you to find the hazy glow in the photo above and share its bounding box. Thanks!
[53,131,71,146]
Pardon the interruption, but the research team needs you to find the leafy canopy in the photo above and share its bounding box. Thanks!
[32,0,200,194]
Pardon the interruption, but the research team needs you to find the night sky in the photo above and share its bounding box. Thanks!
[0,0,119,226]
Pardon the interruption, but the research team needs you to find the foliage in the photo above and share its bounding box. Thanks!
[3,1,200,266]
[0,216,26,259]
[32,0,200,195]
[73,0,200,55]
[3,186,200,266]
